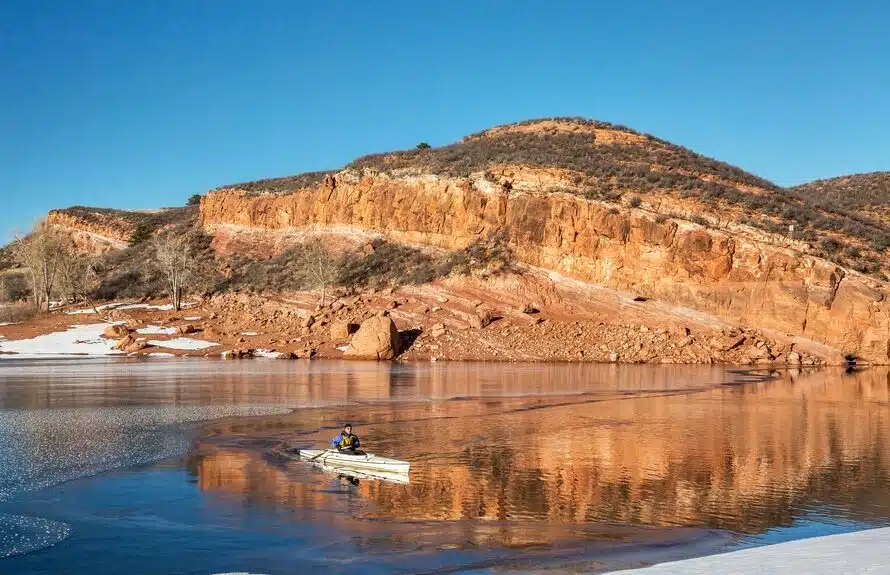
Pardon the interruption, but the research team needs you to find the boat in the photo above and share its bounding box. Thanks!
[295,449,410,476]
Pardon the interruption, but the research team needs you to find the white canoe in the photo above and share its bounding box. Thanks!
[297,449,410,475]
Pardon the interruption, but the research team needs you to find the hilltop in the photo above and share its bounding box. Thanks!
[4,118,890,365]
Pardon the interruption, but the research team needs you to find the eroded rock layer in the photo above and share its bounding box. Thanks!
[201,170,890,362]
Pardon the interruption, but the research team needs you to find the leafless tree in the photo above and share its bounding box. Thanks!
[302,238,338,305]
[10,220,67,311]
[152,232,195,311]
[56,248,101,312]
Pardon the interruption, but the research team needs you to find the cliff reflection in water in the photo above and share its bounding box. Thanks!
[194,366,890,537]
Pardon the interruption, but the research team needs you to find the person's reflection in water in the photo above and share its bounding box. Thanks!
[336,474,360,488]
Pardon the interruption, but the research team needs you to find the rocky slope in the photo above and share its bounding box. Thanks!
[201,157,890,363]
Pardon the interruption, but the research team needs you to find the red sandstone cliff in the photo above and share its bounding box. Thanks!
[200,168,890,363]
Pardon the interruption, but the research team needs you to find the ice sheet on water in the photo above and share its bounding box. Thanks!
[0,514,71,558]
[0,404,291,505]
[0,402,291,557]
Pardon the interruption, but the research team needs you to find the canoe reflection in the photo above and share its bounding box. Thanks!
[317,462,411,485]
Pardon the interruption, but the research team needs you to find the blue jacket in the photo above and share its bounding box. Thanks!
[331,432,360,450]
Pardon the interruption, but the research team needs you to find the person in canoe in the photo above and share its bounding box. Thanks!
[331,423,364,454]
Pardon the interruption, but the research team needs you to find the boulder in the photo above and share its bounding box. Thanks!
[674,326,691,337]
[429,323,447,338]
[222,349,252,360]
[468,309,493,330]
[787,351,802,364]
[124,341,148,353]
[104,325,129,339]
[113,334,135,350]
[721,335,746,351]
[176,324,195,335]
[302,315,316,329]
[344,316,400,360]
[746,345,772,360]
[329,321,359,340]
[519,302,539,314]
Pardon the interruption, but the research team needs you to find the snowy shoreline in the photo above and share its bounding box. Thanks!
[0,322,217,359]
[614,527,890,574]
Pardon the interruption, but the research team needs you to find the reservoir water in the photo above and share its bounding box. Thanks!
[0,359,888,573]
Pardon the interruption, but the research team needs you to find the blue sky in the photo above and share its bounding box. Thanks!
[2,0,889,239]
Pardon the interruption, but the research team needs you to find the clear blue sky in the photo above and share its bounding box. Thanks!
[2,0,889,240]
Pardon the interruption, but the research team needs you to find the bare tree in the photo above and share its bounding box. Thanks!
[10,220,67,311]
[56,247,101,312]
[152,233,195,311]
[302,238,338,305]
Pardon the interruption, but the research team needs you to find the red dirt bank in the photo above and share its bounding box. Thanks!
[0,270,833,366]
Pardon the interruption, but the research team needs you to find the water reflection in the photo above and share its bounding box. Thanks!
[194,366,890,539]
[0,359,729,408]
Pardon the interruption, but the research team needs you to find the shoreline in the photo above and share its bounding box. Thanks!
[0,287,837,366]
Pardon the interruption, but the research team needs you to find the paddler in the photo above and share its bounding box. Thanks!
[330,423,362,454]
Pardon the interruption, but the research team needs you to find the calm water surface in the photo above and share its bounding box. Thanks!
[0,359,888,573]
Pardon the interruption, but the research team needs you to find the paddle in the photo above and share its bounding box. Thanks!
[307,449,331,462]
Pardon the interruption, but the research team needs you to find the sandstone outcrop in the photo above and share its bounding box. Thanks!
[46,209,132,254]
[201,169,890,363]
[344,316,400,360]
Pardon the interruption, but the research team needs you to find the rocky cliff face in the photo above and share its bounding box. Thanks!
[201,168,890,363]
[46,209,132,254]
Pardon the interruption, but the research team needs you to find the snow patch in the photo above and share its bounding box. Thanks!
[146,337,218,351]
[65,301,196,315]
[254,349,288,359]
[136,325,177,335]
[615,527,890,574]
[0,322,22,327]
[240,331,259,336]
[0,324,123,358]
[184,316,202,321]
[147,352,176,357]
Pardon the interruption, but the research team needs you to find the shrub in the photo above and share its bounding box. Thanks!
[186,194,202,206]
[444,231,515,277]
[416,142,431,150]
[129,221,154,245]
[0,302,37,324]
[0,272,30,303]
[336,241,440,289]
[820,237,842,253]
[630,196,642,208]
